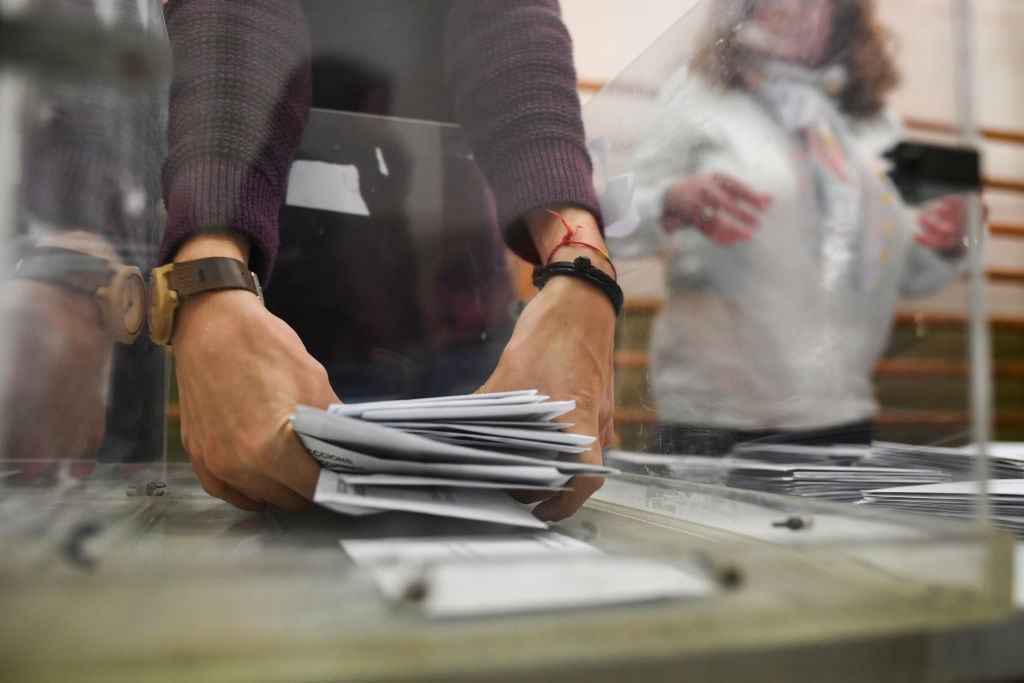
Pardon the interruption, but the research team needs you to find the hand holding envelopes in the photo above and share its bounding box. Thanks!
[291,392,615,527]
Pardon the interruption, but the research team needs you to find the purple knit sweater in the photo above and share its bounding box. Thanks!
[160,0,600,281]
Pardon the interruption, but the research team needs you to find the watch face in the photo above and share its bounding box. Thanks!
[100,267,147,343]
[119,271,147,336]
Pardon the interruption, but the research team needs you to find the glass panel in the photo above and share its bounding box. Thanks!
[0,0,170,490]
[590,0,979,452]
[271,110,516,402]
[588,0,993,496]
[0,2,1013,678]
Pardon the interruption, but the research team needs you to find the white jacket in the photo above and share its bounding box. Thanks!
[613,72,964,430]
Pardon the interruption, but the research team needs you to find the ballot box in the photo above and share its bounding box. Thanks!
[0,1,1018,681]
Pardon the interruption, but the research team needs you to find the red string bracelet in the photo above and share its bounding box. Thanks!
[544,209,617,278]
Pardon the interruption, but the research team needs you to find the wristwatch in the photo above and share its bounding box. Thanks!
[148,256,263,345]
[14,246,146,343]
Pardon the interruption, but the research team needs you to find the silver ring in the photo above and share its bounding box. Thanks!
[699,205,716,224]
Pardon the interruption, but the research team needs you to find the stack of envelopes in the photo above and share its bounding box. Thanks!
[861,441,1024,479]
[859,479,1024,535]
[291,391,614,528]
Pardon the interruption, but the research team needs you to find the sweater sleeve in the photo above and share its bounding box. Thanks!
[443,0,601,264]
[159,0,311,282]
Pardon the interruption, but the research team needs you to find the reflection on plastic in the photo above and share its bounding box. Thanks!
[0,0,169,488]
[286,160,370,216]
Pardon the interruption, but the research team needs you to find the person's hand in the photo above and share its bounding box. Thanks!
[0,280,112,474]
[661,172,772,244]
[479,277,615,521]
[915,194,987,253]
[478,207,616,521]
[170,235,338,511]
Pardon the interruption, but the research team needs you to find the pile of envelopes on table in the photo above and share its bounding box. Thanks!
[291,390,615,528]
[856,442,1024,534]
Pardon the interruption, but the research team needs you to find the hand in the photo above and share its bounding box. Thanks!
[478,206,616,521]
[170,236,338,511]
[915,194,987,253]
[662,172,772,244]
[173,290,338,510]
[479,276,615,521]
[0,280,113,475]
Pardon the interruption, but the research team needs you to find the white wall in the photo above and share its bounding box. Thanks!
[562,0,700,89]
[563,0,1023,131]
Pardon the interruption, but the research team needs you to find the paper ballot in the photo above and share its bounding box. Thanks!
[340,532,714,618]
[315,471,547,529]
[294,392,614,527]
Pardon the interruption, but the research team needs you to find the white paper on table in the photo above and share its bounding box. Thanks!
[865,479,1024,496]
[293,406,616,477]
[342,532,599,565]
[340,533,714,618]
[299,435,572,487]
[314,470,547,529]
[960,442,1024,460]
[1015,544,1024,609]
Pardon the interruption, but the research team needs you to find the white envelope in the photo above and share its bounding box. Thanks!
[299,434,571,487]
[314,470,547,529]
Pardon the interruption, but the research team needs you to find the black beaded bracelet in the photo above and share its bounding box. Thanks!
[532,256,623,316]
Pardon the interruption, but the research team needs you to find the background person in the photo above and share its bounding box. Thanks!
[618,0,977,454]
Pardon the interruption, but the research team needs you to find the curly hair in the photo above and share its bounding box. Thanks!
[691,0,900,118]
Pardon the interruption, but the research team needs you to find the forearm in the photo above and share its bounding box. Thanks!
[527,206,614,277]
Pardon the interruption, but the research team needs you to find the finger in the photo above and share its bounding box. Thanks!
[224,465,312,511]
[191,437,316,511]
[533,474,606,522]
[714,173,773,210]
[707,185,761,231]
[190,455,266,512]
[509,488,556,505]
[704,216,756,244]
[914,227,959,252]
[600,413,616,452]
[918,212,958,247]
[274,422,325,500]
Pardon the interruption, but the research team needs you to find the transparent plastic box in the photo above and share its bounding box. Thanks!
[0,0,1015,680]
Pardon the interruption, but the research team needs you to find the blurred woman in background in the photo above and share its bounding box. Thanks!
[624,0,976,454]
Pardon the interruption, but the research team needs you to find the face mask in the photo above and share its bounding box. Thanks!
[739,0,834,66]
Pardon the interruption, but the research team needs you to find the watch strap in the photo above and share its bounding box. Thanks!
[166,256,263,301]
[15,246,115,295]
[148,256,263,346]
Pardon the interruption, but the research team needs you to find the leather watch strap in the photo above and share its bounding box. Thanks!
[167,256,261,300]
[15,246,115,295]
[148,256,263,345]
